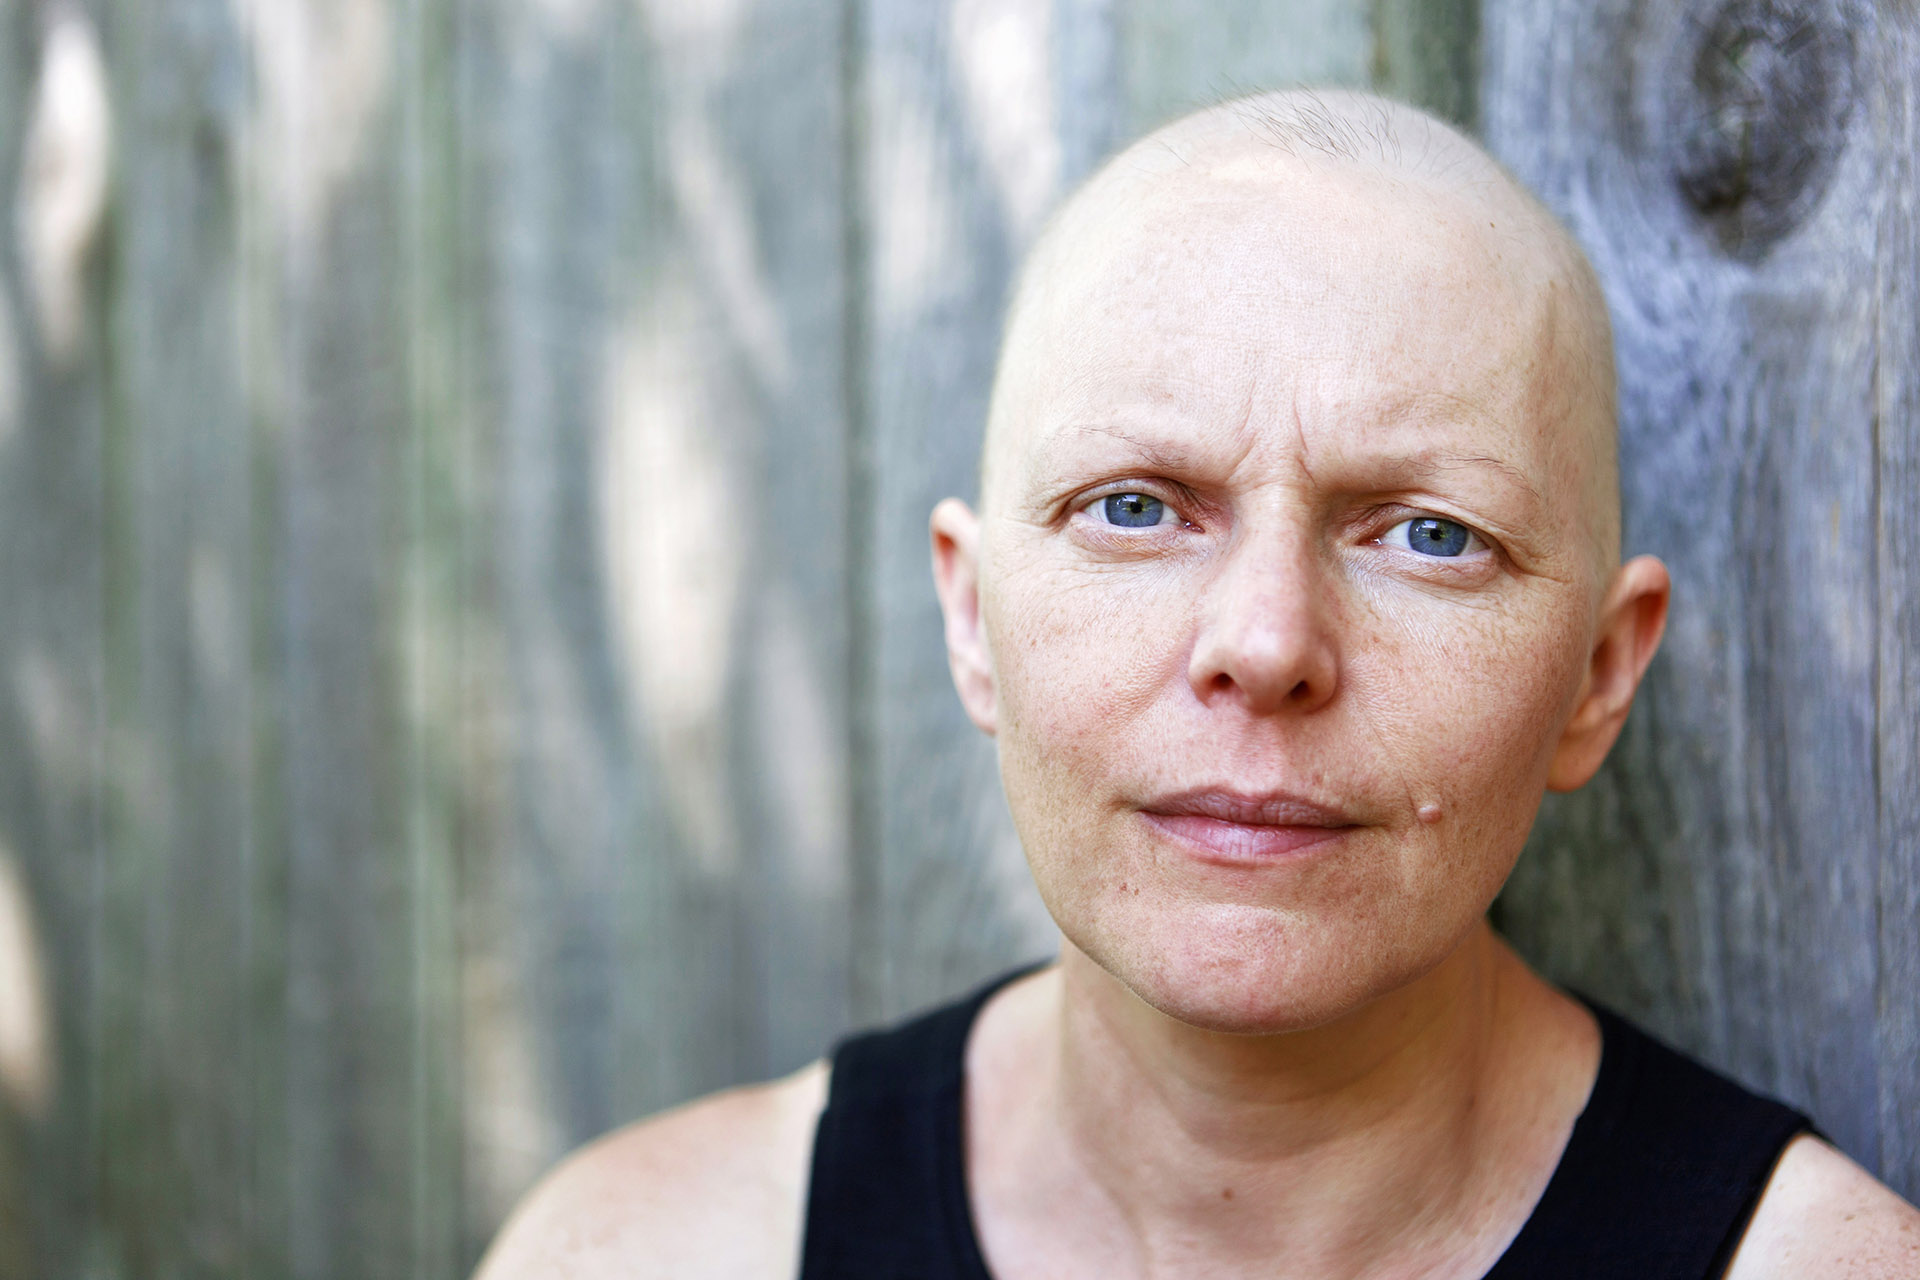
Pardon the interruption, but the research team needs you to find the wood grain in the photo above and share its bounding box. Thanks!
[1872,0,1920,1201]
[1119,0,1370,135]
[91,0,272,1270]
[1370,0,1478,126]
[1,6,113,1276]
[1483,0,1906,1192]
[457,0,857,1237]
[2,1,1914,1275]
[857,0,1063,1023]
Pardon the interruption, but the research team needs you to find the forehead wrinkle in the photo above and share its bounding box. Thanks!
[1408,453,1551,522]
[1030,421,1202,484]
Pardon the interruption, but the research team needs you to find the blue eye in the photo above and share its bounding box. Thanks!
[1388,516,1475,557]
[1101,493,1168,527]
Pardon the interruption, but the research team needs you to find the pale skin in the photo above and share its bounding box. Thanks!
[476,93,1919,1279]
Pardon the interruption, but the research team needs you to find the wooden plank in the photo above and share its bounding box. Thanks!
[236,0,463,1270]
[1482,0,1885,1167]
[1873,2,1920,1205]
[457,0,857,1247]
[858,0,1084,1023]
[686,0,858,1087]
[857,0,1377,1023]
[1117,0,1370,135]
[394,0,467,1269]
[82,0,278,1271]
[0,6,112,1276]
[1370,0,1478,127]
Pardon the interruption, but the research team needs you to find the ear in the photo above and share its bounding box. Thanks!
[930,498,997,736]
[1547,554,1671,791]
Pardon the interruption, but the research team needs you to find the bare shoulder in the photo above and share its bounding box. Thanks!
[472,1059,829,1280]
[1725,1133,1920,1280]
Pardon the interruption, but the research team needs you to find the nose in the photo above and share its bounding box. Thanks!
[1187,535,1340,716]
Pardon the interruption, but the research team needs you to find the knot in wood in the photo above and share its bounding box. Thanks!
[1668,0,1854,261]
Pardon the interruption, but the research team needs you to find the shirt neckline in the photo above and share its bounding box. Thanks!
[941,973,1620,1280]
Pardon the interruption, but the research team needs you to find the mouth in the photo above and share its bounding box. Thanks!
[1136,787,1362,864]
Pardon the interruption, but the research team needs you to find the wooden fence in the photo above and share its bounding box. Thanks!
[0,0,1909,1275]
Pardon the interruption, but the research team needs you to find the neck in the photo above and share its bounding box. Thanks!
[969,923,1596,1280]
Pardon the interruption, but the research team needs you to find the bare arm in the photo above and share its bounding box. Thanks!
[1725,1135,1920,1280]
[472,1060,828,1280]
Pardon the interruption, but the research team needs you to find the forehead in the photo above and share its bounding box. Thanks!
[995,158,1582,498]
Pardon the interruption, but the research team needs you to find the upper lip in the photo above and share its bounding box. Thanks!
[1138,787,1359,828]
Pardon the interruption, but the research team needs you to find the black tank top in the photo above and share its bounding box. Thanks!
[799,966,1812,1279]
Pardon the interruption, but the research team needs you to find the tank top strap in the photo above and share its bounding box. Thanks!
[797,965,1041,1280]
[1482,998,1813,1280]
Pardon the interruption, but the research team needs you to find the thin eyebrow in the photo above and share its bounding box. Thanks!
[1037,419,1552,513]
[1418,452,1549,509]
[1042,422,1200,474]
[1369,389,1552,509]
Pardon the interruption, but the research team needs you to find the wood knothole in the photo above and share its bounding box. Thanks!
[1667,0,1857,261]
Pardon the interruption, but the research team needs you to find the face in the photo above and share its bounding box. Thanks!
[947,158,1624,1035]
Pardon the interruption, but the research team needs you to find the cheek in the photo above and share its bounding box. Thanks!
[986,560,1191,766]
[1357,590,1591,852]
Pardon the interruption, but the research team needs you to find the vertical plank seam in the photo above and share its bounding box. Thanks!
[1870,195,1885,1181]
[1868,21,1895,1180]
[400,0,432,1264]
[88,0,125,1256]
[840,0,879,1027]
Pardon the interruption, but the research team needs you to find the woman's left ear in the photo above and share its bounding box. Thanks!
[931,498,998,736]
[1547,555,1671,791]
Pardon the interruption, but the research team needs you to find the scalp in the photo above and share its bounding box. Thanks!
[980,89,1621,583]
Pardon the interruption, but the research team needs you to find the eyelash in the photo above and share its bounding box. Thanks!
[1374,513,1491,558]
[1067,487,1502,575]
[1073,486,1196,529]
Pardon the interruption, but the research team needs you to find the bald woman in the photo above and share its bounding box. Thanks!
[476,91,1920,1279]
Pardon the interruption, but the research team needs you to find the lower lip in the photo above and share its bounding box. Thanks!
[1140,812,1355,864]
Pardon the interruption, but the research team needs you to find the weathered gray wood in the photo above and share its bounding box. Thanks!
[1483,0,1898,1185]
[858,0,1098,1023]
[468,0,659,1185]
[259,0,466,1267]
[1118,0,1370,134]
[86,0,274,1272]
[5,1,1915,1274]
[858,0,1058,1023]
[460,0,857,1243]
[1,6,113,1276]
[1370,0,1478,127]
[394,0,469,1268]
[1873,2,1920,1202]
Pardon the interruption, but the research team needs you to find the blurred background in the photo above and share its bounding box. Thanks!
[0,0,1914,1274]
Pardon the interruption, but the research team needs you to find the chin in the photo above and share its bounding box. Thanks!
[1066,897,1443,1036]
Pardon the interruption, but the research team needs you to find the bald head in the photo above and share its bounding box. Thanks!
[981,89,1621,582]
[929,91,1671,1038]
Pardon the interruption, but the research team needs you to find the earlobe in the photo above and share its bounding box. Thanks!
[1547,555,1672,792]
[930,498,998,736]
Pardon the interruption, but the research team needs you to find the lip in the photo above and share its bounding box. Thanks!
[1137,787,1361,864]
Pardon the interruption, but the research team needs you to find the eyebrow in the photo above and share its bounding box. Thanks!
[1403,450,1549,509]
[1362,388,1555,511]
[1032,416,1554,524]
[1039,422,1202,474]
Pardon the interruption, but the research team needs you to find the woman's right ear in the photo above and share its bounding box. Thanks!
[930,499,997,736]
